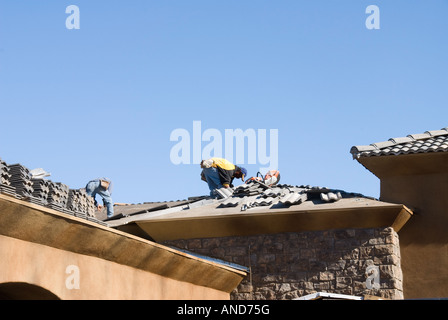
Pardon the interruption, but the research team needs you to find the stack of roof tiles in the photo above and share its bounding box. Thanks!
[0,156,107,227]
[233,183,267,197]
[0,158,16,197]
[46,181,71,214]
[214,187,234,199]
[220,182,362,210]
[7,164,35,200]
[67,188,96,218]
[31,178,50,203]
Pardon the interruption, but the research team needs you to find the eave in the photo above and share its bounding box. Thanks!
[356,152,448,179]
[129,197,413,242]
[0,194,246,293]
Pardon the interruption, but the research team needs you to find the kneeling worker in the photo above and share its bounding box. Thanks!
[200,157,247,197]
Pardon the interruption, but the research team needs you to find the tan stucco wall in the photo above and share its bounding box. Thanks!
[0,234,228,300]
[380,173,448,299]
[359,152,448,299]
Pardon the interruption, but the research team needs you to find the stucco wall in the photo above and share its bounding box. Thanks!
[0,235,228,300]
[165,227,403,300]
[380,172,448,299]
[358,152,448,299]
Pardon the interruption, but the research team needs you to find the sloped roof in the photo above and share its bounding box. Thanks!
[108,183,371,227]
[0,193,247,292]
[109,182,412,241]
[99,199,192,221]
[350,127,448,159]
[0,157,106,227]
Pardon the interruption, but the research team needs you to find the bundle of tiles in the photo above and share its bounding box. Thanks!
[46,181,69,209]
[233,183,266,197]
[0,158,16,197]
[31,178,50,204]
[0,158,10,185]
[7,163,34,199]
[67,188,96,218]
[1,157,107,226]
[85,195,97,217]
[214,187,234,199]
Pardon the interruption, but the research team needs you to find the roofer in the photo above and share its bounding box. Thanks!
[85,178,114,218]
[200,157,247,197]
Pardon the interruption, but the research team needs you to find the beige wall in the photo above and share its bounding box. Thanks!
[359,152,448,299]
[380,173,448,299]
[0,235,228,300]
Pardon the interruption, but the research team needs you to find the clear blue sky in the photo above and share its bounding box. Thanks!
[1,1,447,204]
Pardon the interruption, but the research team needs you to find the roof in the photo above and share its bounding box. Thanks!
[0,193,247,293]
[100,199,193,221]
[109,182,413,241]
[0,158,107,227]
[108,183,371,227]
[1,156,249,292]
[1,156,413,243]
[350,127,448,159]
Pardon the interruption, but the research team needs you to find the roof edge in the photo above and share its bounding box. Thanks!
[0,194,246,293]
[133,199,413,241]
[350,127,448,159]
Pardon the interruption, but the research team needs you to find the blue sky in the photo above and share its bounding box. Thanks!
[1,1,447,204]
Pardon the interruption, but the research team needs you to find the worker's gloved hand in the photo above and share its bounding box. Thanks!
[97,205,104,211]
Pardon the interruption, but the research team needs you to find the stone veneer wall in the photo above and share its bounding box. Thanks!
[163,227,403,300]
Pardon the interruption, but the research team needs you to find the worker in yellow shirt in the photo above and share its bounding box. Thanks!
[200,157,247,197]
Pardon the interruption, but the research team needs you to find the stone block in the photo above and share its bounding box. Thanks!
[319,271,335,281]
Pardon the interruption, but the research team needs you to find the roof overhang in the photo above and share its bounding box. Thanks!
[356,152,448,179]
[0,194,246,293]
[127,197,413,242]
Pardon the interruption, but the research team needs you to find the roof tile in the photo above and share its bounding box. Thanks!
[350,127,448,158]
